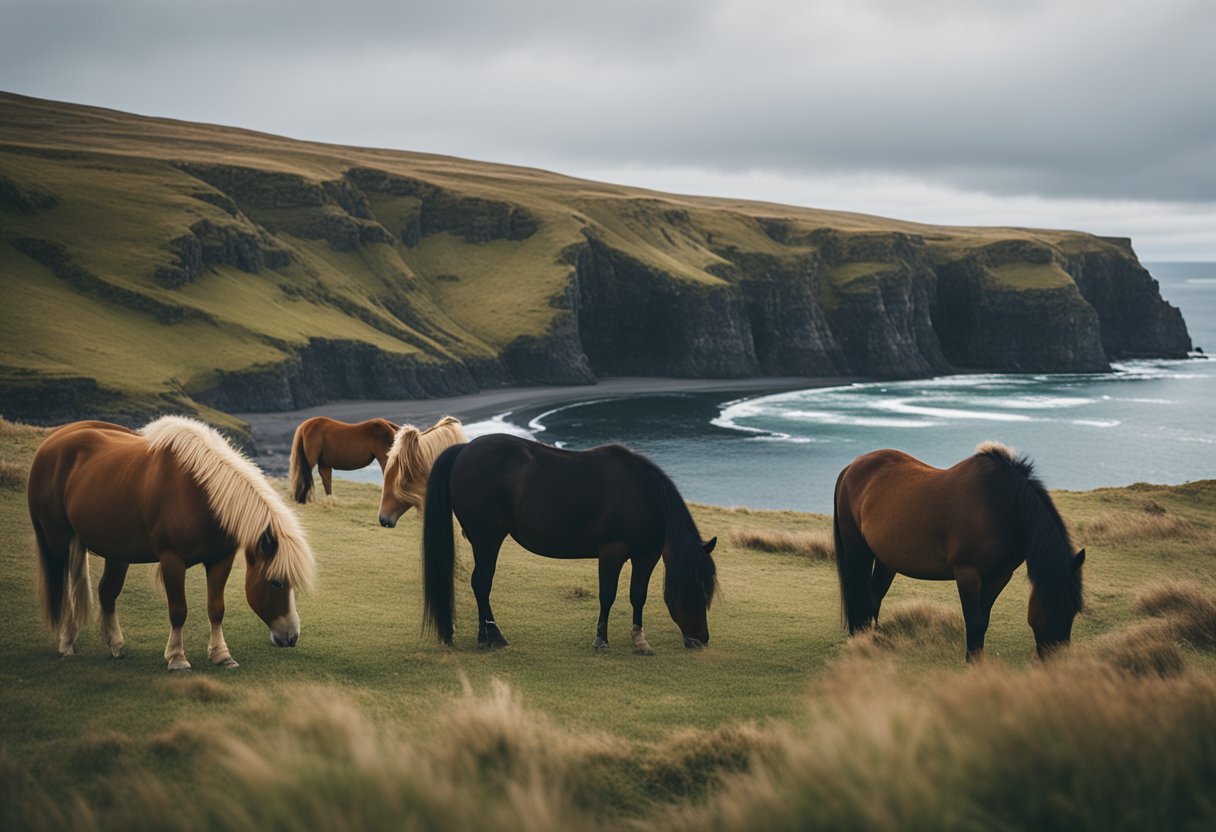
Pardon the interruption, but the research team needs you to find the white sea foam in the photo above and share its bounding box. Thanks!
[462,412,535,440]
[1071,419,1121,428]
[874,399,1036,422]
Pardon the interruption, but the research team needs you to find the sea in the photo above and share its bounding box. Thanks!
[342,262,1216,513]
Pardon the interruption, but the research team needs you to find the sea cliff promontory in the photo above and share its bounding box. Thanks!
[0,92,1191,427]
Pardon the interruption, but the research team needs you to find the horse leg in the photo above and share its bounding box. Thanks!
[954,566,986,662]
[319,465,334,498]
[593,557,626,652]
[470,536,509,648]
[628,554,660,656]
[205,554,239,668]
[159,555,191,671]
[97,560,129,659]
[871,561,896,625]
[980,570,1013,654]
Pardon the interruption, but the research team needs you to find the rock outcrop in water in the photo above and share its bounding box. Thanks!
[0,92,1193,428]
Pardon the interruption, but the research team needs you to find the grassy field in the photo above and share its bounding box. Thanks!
[1,419,1214,830]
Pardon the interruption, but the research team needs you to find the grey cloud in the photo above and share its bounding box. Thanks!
[1,0,1213,203]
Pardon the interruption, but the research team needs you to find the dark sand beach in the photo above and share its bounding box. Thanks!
[238,376,846,474]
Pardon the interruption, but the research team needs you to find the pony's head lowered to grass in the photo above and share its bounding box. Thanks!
[142,416,315,647]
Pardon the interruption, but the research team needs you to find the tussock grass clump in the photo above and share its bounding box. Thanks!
[1095,621,1186,678]
[1075,506,1205,544]
[161,674,234,703]
[847,601,963,657]
[673,662,1216,832]
[728,528,833,560]
[0,460,25,490]
[1134,581,1216,650]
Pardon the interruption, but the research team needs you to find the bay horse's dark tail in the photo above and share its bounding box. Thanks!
[833,467,876,634]
[422,442,468,644]
[290,424,313,504]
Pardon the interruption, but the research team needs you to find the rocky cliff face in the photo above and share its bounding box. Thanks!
[0,92,1195,427]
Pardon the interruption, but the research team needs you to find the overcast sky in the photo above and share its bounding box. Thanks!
[3,0,1214,258]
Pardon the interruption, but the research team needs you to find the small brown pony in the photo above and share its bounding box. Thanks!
[377,416,468,528]
[28,417,316,670]
[833,442,1085,661]
[290,416,400,503]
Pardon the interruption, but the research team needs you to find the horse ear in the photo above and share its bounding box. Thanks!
[703,536,717,555]
[260,529,279,559]
[1073,549,1086,570]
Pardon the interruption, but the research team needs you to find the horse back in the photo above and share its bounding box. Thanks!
[29,423,229,564]
[450,436,663,558]
[839,449,1018,579]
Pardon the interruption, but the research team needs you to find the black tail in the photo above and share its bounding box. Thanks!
[290,426,313,504]
[833,468,876,634]
[422,442,467,644]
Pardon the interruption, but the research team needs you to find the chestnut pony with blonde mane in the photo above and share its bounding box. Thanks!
[28,417,315,670]
[377,416,468,528]
[290,416,400,503]
[834,441,1085,662]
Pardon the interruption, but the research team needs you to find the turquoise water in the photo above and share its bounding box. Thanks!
[344,264,1216,512]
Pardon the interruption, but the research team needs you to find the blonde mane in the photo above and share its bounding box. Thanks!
[388,415,469,508]
[975,440,1017,462]
[140,416,316,591]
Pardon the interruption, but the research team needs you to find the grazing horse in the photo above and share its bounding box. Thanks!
[833,442,1085,662]
[421,434,718,653]
[290,416,400,503]
[376,416,468,528]
[28,417,316,670]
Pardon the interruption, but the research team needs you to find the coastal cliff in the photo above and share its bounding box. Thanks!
[0,93,1192,427]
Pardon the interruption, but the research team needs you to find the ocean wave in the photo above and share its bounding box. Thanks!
[462,412,536,440]
[873,399,1036,422]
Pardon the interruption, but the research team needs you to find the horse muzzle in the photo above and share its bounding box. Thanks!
[378,514,397,528]
[269,616,300,648]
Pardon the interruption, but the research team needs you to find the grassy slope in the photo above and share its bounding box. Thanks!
[1,422,1214,829]
[1,92,1135,416]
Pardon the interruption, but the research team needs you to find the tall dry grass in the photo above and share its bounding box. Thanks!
[846,600,963,658]
[5,654,1214,832]
[1094,581,1216,677]
[672,660,1216,832]
[1074,501,1207,544]
[728,528,834,560]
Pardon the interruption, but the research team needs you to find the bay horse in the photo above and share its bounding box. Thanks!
[290,416,399,502]
[28,417,316,670]
[421,434,718,653]
[833,441,1085,662]
[376,415,468,528]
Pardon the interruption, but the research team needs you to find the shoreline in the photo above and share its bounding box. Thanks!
[239,375,859,473]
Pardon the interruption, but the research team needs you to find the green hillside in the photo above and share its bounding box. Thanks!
[0,93,1191,431]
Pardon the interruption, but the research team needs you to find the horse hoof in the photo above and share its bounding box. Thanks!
[633,644,656,656]
[109,644,127,659]
[167,660,192,672]
[592,637,609,653]
[213,656,239,669]
[59,646,77,658]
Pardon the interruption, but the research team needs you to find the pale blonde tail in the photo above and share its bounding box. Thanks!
[64,537,91,633]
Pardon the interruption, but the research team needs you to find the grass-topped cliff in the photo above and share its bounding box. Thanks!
[0,92,1191,427]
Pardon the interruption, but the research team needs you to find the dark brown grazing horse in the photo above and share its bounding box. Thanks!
[290,416,399,503]
[28,417,316,670]
[422,434,718,654]
[833,442,1085,661]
